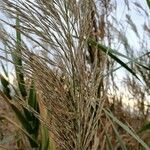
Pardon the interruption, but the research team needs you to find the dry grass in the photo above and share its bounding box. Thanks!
[0,0,149,149]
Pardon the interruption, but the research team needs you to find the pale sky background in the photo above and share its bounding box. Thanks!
[111,0,149,84]
[0,0,149,109]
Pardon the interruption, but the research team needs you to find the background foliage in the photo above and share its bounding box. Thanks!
[0,0,149,149]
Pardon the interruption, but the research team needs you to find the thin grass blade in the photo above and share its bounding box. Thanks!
[40,125,50,150]
[104,109,150,150]
[12,14,27,98]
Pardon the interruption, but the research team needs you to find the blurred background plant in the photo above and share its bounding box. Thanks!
[0,14,51,150]
[0,0,149,149]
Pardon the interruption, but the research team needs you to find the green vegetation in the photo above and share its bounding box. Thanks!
[0,0,149,149]
[0,14,50,150]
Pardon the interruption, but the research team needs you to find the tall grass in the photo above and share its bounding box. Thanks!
[0,0,149,149]
[0,12,50,150]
